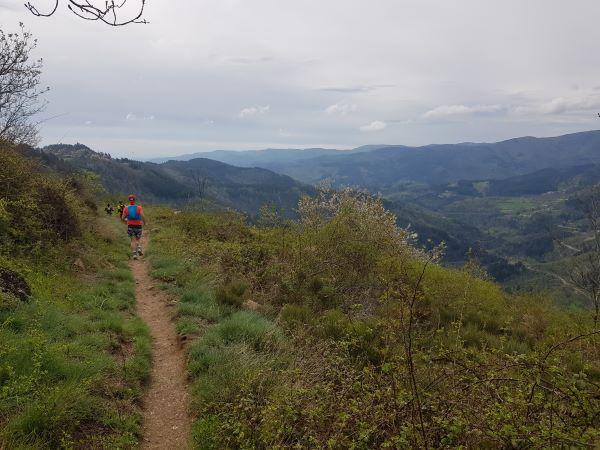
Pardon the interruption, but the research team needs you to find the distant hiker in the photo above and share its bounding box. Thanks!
[117,201,125,217]
[122,194,146,260]
[105,203,114,215]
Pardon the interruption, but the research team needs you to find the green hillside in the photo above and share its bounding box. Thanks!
[149,147,348,166]
[40,143,315,217]
[2,142,599,448]
[40,143,493,269]
[146,187,600,449]
[0,143,151,448]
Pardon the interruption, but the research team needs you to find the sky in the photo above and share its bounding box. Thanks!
[1,0,600,158]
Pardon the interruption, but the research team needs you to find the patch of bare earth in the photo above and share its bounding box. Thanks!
[132,235,191,449]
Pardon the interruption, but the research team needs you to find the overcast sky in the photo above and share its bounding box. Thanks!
[1,0,600,158]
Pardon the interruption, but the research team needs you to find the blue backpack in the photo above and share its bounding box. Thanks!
[127,205,142,221]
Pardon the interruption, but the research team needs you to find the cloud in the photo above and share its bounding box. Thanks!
[422,104,504,120]
[239,105,270,118]
[326,103,357,115]
[125,113,155,121]
[226,56,274,65]
[360,121,387,132]
[520,95,600,115]
[84,120,93,125]
[317,84,395,93]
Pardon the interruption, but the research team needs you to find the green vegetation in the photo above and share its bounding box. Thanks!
[39,143,314,217]
[148,188,599,449]
[0,143,151,448]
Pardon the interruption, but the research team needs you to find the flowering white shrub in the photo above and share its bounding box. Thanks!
[298,185,421,258]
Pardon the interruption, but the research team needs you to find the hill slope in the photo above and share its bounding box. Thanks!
[147,194,600,449]
[0,144,152,447]
[267,130,600,187]
[40,144,314,216]
[40,143,527,276]
[148,146,383,168]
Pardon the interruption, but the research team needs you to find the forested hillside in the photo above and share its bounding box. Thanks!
[42,143,506,272]
[258,130,600,187]
[172,131,600,298]
[40,143,314,216]
[149,147,348,166]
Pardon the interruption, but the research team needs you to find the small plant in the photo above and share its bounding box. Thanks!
[215,279,248,308]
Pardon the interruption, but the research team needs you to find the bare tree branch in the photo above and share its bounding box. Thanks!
[0,24,48,145]
[25,0,148,26]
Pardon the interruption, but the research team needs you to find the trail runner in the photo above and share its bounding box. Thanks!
[122,194,146,260]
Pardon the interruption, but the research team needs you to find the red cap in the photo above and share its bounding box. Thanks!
[128,194,136,204]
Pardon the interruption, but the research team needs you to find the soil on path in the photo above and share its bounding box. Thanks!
[132,235,191,449]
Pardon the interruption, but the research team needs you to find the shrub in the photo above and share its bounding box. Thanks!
[0,144,84,250]
[215,279,247,308]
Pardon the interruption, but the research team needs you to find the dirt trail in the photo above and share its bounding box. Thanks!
[132,235,191,449]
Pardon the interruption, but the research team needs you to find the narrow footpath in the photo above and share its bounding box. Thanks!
[131,235,191,449]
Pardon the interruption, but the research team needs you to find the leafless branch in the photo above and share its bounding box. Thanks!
[25,0,148,26]
[0,24,48,145]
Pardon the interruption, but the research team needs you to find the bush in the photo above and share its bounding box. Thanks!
[0,144,85,250]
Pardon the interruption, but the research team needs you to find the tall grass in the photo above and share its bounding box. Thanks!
[149,211,289,449]
[0,217,151,448]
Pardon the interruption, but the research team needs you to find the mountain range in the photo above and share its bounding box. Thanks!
[39,130,600,291]
[148,146,378,167]
[38,144,313,217]
[156,130,600,188]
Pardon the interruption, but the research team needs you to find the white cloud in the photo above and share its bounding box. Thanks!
[326,103,358,115]
[239,105,270,118]
[360,121,387,132]
[125,113,155,121]
[84,120,93,125]
[422,104,504,120]
[519,95,600,115]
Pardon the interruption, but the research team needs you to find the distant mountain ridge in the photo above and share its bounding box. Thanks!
[147,130,600,189]
[270,130,600,187]
[148,146,381,167]
[39,143,314,216]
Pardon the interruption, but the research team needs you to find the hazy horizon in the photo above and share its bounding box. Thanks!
[46,128,600,162]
